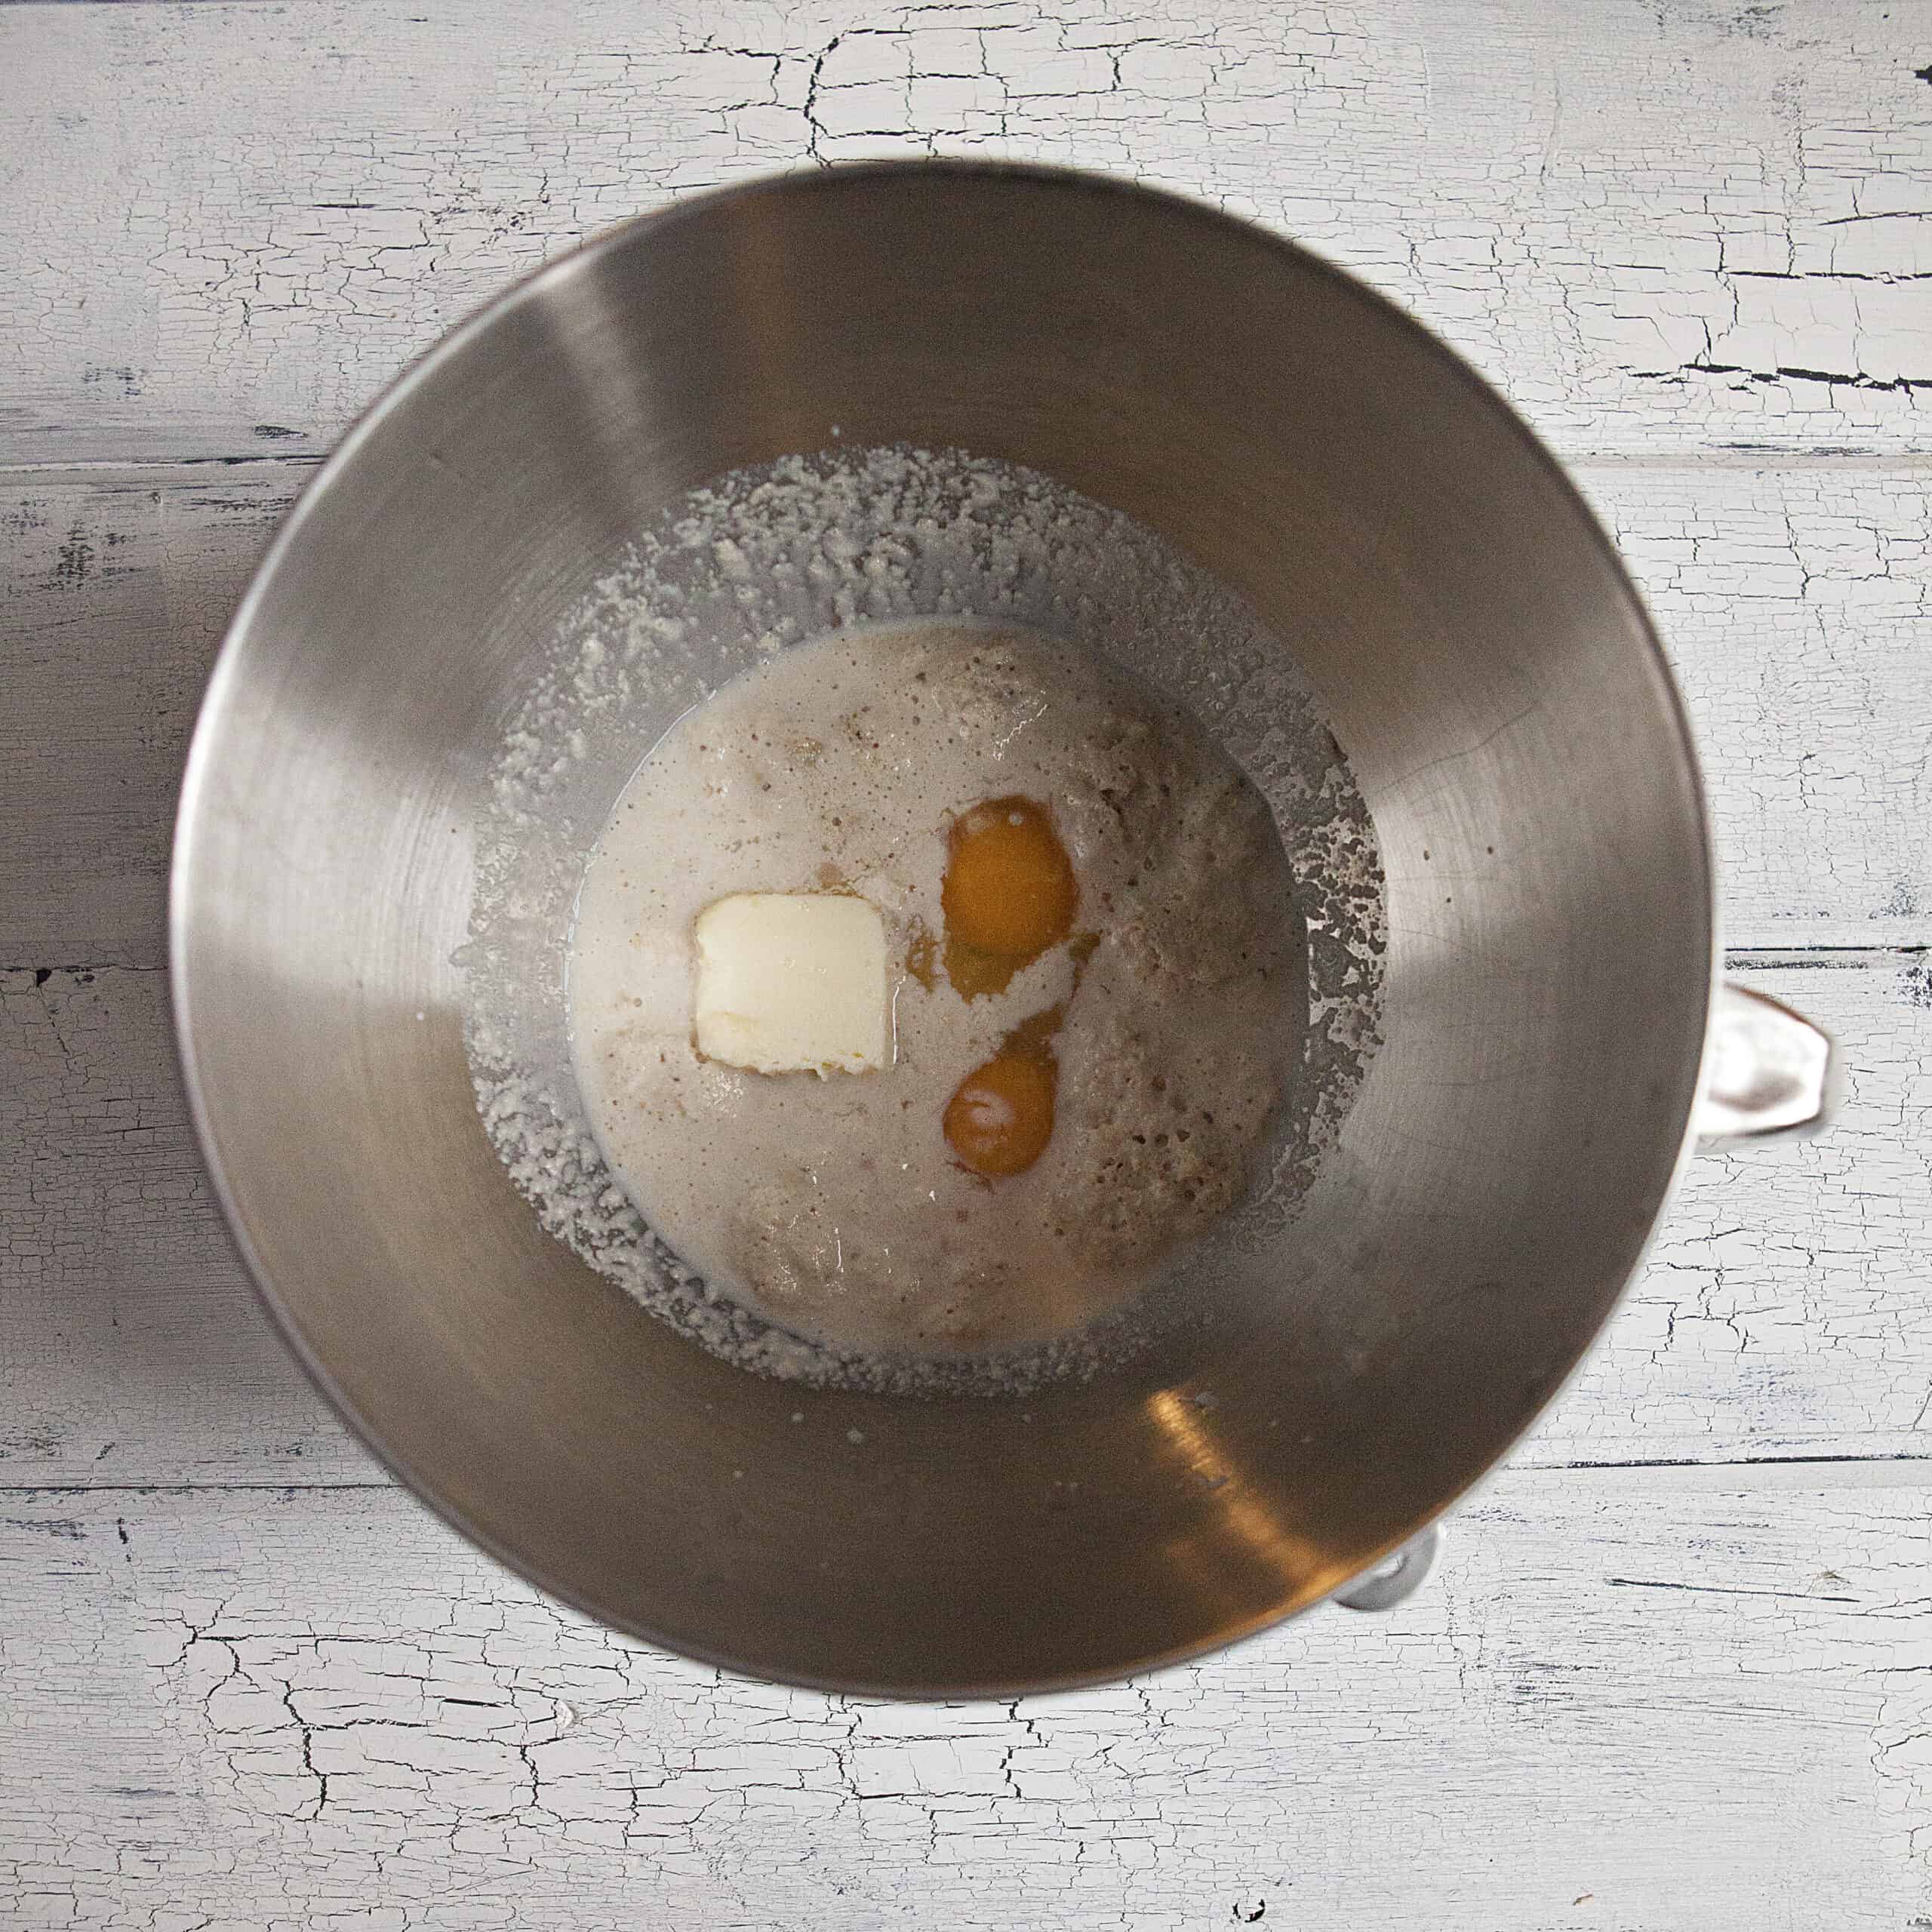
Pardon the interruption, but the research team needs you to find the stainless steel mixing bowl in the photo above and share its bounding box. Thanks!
[173,162,1832,1696]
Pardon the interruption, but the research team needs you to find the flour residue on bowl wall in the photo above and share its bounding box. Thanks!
[460,447,1386,1396]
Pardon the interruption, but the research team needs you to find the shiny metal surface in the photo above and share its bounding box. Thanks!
[1331,1523,1442,1614]
[176,162,1740,1697]
[1697,981,1841,1144]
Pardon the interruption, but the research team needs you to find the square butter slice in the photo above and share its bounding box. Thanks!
[694,893,888,1076]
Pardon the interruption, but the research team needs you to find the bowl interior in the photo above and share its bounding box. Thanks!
[174,165,1712,1696]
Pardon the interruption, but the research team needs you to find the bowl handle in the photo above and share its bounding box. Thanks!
[1694,980,1841,1147]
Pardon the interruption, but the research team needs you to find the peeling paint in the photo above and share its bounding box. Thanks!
[2,2,1930,460]
[2,2,1930,1921]
[1,1478,1926,1924]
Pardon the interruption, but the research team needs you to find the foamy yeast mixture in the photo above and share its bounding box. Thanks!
[568,621,1305,1359]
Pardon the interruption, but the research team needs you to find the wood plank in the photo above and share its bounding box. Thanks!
[1581,461,1932,952]
[0,463,301,972]
[1571,952,1932,1466]
[1,1466,1925,1927]
[4,960,1925,1487]
[0,965,360,1487]
[4,459,1926,971]
[1,1,1927,465]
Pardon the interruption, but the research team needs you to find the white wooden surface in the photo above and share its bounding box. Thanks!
[2,2,1928,1926]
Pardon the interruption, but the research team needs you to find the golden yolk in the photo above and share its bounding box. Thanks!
[942,797,1078,962]
[943,1051,1057,1178]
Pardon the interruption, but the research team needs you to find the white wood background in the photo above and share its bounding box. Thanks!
[2,2,1929,1926]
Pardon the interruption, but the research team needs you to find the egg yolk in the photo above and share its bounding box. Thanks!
[942,797,1078,963]
[943,1051,1057,1178]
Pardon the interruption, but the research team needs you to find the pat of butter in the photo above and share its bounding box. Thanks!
[694,893,888,1076]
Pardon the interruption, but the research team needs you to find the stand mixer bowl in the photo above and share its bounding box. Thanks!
[174,162,1730,1696]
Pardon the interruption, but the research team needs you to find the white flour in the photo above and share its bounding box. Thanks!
[462,447,1386,1395]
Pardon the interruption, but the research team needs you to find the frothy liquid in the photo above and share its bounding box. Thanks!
[568,621,1306,1360]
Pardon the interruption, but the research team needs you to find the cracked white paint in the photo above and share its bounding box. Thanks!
[0,1,1928,463]
[0,467,295,971]
[4,2,1930,1920]
[5,960,1928,1484]
[4,460,1927,969]
[2,1473,1927,1927]
[0,968,346,1486]
[1549,954,1932,1464]
[1577,460,1932,949]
